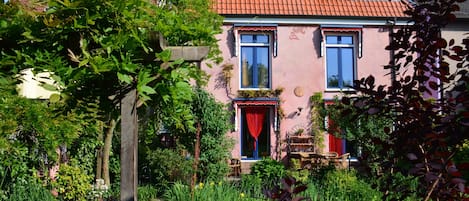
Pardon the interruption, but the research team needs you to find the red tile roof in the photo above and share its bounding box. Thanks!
[213,0,409,18]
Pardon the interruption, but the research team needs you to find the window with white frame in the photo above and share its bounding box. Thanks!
[240,34,271,89]
[325,35,356,89]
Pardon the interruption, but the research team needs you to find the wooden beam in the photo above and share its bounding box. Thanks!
[120,88,138,201]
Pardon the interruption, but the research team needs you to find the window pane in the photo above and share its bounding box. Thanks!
[241,35,254,43]
[340,36,353,44]
[326,36,338,44]
[256,35,269,43]
[240,34,271,89]
[241,47,254,88]
[256,47,269,88]
[341,48,354,87]
[327,48,339,88]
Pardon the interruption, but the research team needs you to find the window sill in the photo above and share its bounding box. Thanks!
[325,88,356,93]
[239,88,272,91]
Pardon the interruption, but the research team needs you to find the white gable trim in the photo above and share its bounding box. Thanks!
[223,17,410,26]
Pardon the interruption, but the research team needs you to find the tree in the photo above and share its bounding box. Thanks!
[0,0,222,192]
[334,0,468,199]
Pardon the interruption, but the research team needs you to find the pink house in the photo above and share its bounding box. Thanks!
[202,0,409,164]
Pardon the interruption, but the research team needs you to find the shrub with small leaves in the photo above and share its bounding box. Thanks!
[250,158,286,187]
[52,162,92,201]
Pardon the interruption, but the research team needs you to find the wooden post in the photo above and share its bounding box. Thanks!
[120,88,138,201]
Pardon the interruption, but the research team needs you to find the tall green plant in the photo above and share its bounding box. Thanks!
[177,88,234,181]
[303,170,382,201]
[8,179,56,201]
[309,92,326,152]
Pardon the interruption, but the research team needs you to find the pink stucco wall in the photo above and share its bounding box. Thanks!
[202,24,395,160]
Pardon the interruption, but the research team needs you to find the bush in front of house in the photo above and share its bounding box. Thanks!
[250,158,286,188]
[303,169,382,201]
[145,147,193,195]
[8,178,57,201]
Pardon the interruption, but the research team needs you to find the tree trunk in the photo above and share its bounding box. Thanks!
[103,118,117,186]
[191,122,202,192]
[96,124,104,180]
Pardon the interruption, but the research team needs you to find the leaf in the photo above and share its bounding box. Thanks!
[139,85,157,95]
[0,20,8,28]
[406,153,418,160]
[434,38,447,48]
[78,59,89,67]
[428,81,438,90]
[117,72,132,84]
[41,83,58,91]
[49,94,61,103]
[449,39,455,46]
[365,76,375,87]
[156,50,172,62]
[292,185,307,194]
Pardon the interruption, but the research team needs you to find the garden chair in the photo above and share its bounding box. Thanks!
[228,158,241,177]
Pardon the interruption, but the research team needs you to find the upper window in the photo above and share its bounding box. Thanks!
[240,34,271,89]
[325,35,356,89]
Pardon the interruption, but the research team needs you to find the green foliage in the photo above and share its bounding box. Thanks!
[0,92,84,194]
[240,174,264,199]
[175,88,234,181]
[8,178,56,201]
[163,181,260,201]
[326,97,392,172]
[145,147,193,194]
[138,185,159,201]
[303,169,382,201]
[309,92,326,151]
[1,0,224,192]
[52,162,92,201]
[67,100,104,176]
[286,159,310,184]
[237,87,284,98]
[454,140,469,162]
[264,176,309,201]
[369,172,419,201]
[154,0,223,63]
[250,158,286,187]
[454,140,469,181]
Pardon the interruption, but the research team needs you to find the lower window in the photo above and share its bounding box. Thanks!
[241,107,271,159]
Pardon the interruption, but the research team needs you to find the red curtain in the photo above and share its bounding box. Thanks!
[245,107,267,150]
